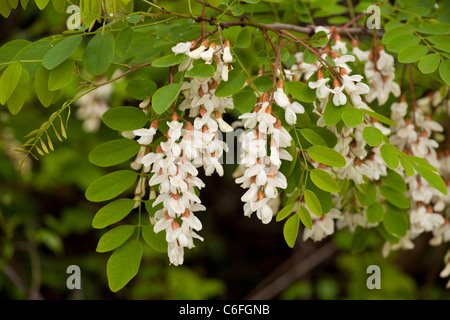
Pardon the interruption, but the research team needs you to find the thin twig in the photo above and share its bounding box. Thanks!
[245,241,338,300]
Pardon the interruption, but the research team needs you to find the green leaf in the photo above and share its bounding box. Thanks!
[413,165,447,195]
[233,89,257,114]
[351,226,370,252]
[35,66,58,108]
[400,157,415,176]
[107,239,143,292]
[382,26,411,44]
[48,60,75,91]
[276,203,296,222]
[379,186,410,209]
[13,40,52,78]
[298,205,312,229]
[92,198,136,229]
[362,109,398,127]
[323,98,346,126]
[358,183,377,206]
[215,68,246,97]
[380,144,399,170]
[85,170,138,202]
[310,31,328,47]
[42,35,82,70]
[89,139,141,167]
[341,107,363,127]
[362,126,383,147]
[20,0,29,9]
[381,169,407,193]
[408,155,439,172]
[152,53,189,68]
[252,76,272,92]
[427,35,450,53]
[283,214,300,248]
[6,67,29,115]
[285,81,316,103]
[304,189,322,217]
[96,225,136,253]
[306,178,332,214]
[229,4,244,16]
[310,169,340,193]
[307,126,337,148]
[383,206,408,238]
[102,106,149,131]
[8,0,19,10]
[185,63,216,78]
[0,1,12,18]
[0,61,22,105]
[236,28,252,49]
[83,32,115,75]
[152,83,182,114]
[299,128,327,146]
[418,53,440,74]
[398,44,429,63]
[142,225,168,253]
[386,34,420,53]
[307,145,346,167]
[303,48,316,64]
[35,0,49,10]
[51,0,65,12]
[115,27,133,58]
[286,188,301,206]
[418,22,450,35]
[439,60,450,85]
[366,202,384,224]
[126,79,157,100]
[0,40,31,66]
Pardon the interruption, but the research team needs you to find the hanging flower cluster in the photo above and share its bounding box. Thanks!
[235,93,293,224]
[128,38,235,264]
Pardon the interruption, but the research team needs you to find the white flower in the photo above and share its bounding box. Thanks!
[223,41,232,63]
[200,44,215,63]
[330,85,347,106]
[410,205,445,233]
[376,50,395,74]
[133,126,157,145]
[332,37,347,54]
[302,208,342,242]
[172,41,191,55]
[274,87,290,108]
[216,116,233,132]
[284,101,305,125]
[308,77,331,100]
[382,236,414,258]
[188,41,208,60]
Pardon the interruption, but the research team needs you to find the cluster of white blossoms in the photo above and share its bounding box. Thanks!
[127,39,236,265]
[352,42,401,106]
[235,93,293,224]
[387,93,450,287]
[281,28,450,287]
[132,113,206,266]
[176,39,234,176]
[75,82,113,132]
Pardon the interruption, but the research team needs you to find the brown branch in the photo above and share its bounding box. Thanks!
[244,241,338,300]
